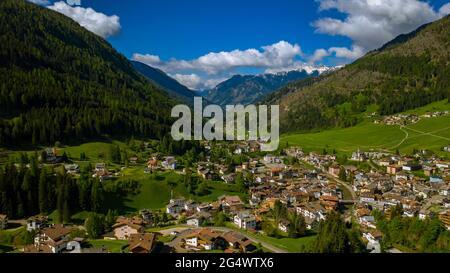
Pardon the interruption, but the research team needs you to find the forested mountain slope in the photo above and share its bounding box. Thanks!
[264,15,450,132]
[0,0,176,146]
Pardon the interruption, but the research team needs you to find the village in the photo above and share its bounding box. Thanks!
[1,138,450,254]
[374,111,450,126]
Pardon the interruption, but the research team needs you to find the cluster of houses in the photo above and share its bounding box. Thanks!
[374,111,449,126]
[145,156,177,173]
[164,140,450,252]
[166,195,248,228]
[305,148,450,247]
[165,149,347,234]
[20,214,158,253]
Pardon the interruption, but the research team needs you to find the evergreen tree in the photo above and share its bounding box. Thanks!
[85,213,104,239]
[90,179,104,213]
[38,169,48,214]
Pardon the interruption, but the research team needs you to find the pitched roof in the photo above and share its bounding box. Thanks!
[129,233,157,253]
[41,224,72,241]
[112,216,145,230]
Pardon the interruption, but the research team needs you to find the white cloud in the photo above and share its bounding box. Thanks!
[309,48,331,63]
[171,74,202,90]
[440,3,450,16]
[133,41,321,90]
[313,0,450,60]
[48,1,121,38]
[133,54,161,66]
[133,41,302,75]
[329,45,365,59]
[171,74,227,90]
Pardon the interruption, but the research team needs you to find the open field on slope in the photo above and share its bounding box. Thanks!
[104,170,247,213]
[281,100,450,156]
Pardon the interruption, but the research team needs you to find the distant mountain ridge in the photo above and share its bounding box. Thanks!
[206,68,329,106]
[131,61,196,105]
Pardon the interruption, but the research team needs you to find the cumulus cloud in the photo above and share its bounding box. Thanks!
[440,3,450,16]
[313,0,450,60]
[309,48,331,63]
[329,45,365,59]
[133,41,302,75]
[48,1,121,38]
[171,74,202,90]
[169,74,226,90]
[133,41,317,89]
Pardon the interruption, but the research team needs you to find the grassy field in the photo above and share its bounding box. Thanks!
[252,233,316,253]
[87,239,128,253]
[224,223,316,253]
[240,229,316,253]
[104,170,247,213]
[0,226,28,252]
[281,100,450,156]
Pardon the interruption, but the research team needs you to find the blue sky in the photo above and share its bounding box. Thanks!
[31,0,450,89]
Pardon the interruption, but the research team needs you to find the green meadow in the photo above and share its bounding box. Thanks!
[105,170,247,213]
[281,100,450,156]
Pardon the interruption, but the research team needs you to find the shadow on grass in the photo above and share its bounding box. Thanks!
[5,223,22,229]
[0,245,14,253]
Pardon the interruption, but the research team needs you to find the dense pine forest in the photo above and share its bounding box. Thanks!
[0,0,176,147]
[0,153,105,221]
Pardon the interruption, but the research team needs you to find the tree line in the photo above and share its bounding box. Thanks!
[0,153,105,221]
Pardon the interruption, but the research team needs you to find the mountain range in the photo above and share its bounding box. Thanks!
[205,69,329,106]
[132,60,331,106]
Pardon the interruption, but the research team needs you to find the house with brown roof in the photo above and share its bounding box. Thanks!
[387,165,402,175]
[27,215,48,232]
[320,195,340,211]
[128,233,157,253]
[439,210,450,230]
[113,216,145,240]
[183,229,227,251]
[220,195,244,208]
[221,231,257,253]
[363,230,383,244]
[328,164,341,177]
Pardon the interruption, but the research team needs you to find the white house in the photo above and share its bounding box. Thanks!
[34,225,72,253]
[186,212,211,227]
[363,231,382,245]
[234,211,256,230]
[278,220,290,233]
[166,199,185,215]
[358,215,377,229]
[436,162,450,170]
[296,202,326,221]
[162,156,177,170]
[64,164,80,174]
[27,215,48,232]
